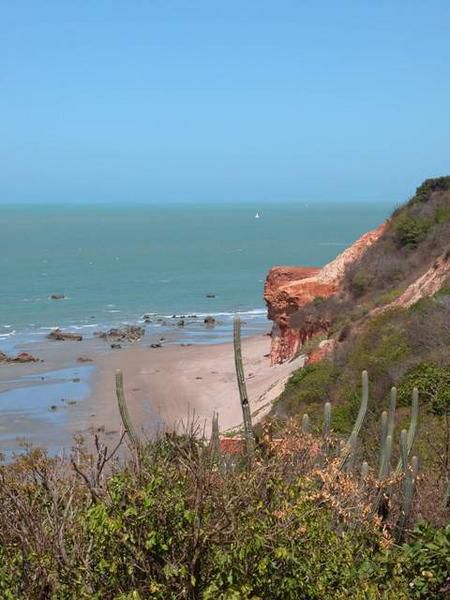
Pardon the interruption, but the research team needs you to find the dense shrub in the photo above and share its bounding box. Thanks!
[0,435,416,599]
[273,361,339,418]
[398,524,450,599]
[411,176,450,205]
[398,363,450,415]
[344,177,450,299]
[393,214,432,247]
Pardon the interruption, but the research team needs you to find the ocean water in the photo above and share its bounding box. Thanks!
[0,201,393,349]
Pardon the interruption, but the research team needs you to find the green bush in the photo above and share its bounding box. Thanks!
[0,437,413,599]
[345,310,410,383]
[351,270,368,297]
[412,176,450,204]
[399,524,450,599]
[393,214,433,247]
[275,361,339,418]
[398,363,450,416]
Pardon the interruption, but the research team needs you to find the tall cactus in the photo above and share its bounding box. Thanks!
[233,315,254,458]
[210,411,220,462]
[360,461,369,486]
[397,430,419,542]
[322,402,332,458]
[395,387,419,476]
[115,369,140,448]
[378,434,393,480]
[379,410,388,469]
[346,431,358,473]
[340,370,369,469]
[388,386,397,439]
[302,413,310,434]
[323,402,332,438]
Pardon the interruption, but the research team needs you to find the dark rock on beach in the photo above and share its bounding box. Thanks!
[204,316,216,326]
[0,351,41,363]
[48,329,82,341]
[77,356,93,363]
[95,325,144,343]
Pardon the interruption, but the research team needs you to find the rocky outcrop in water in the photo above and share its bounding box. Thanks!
[0,351,41,363]
[95,325,144,343]
[48,329,83,341]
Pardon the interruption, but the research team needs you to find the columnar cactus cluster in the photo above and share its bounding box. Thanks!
[113,316,435,540]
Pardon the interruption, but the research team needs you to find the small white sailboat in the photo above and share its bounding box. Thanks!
[255,212,260,219]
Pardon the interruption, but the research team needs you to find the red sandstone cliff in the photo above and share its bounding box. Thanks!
[264,224,387,364]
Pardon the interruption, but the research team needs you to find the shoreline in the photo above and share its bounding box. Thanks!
[88,333,305,444]
[0,323,305,456]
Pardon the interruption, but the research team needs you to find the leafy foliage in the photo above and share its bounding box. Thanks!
[273,361,339,418]
[0,435,416,599]
[399,524,450,599]
[398,363,450,416]
[393,214,433,247]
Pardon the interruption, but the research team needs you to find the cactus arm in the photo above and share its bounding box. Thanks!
[346,431,358,473]
[388,387,397,439]
[398,454,419,542]
[115,369,140,448]
[379,410,388,470]
[323,402,332,438]
[210,411,220,462]
[378,434,393,480]
[340,371,369,469]
[395,388,419,475]
[352,370,369,440]
[233,315,254,457]
[302,414,310,434]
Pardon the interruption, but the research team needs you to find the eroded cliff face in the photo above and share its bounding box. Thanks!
[264,224,386,364]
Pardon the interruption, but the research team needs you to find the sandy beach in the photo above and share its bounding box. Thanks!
[88,333,305,441]
[0,331,305,455]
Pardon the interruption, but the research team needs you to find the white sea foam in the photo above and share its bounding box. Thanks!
[0,330,16,338]
[162,309,267,319]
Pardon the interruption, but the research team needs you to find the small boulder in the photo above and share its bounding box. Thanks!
[50,294,65,300]
[13,352,40,363]
[77,356,93,363]
[0,351,41,363]
[110,343,122,350]
[48,329,82,341]
[95,325,144,343]
[204,316,215,326]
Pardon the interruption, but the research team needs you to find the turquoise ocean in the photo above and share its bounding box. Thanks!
[1,201,394,351]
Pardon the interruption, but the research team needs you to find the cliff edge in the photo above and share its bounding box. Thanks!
[264,224,386,364]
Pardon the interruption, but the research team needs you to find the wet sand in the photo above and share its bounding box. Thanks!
[0,333,305,455]
[89,334,306,441]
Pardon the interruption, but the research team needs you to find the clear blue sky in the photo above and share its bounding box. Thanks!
[1,1,450,204]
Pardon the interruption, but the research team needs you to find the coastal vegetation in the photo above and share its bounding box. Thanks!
[1,179,449,597]
[0,377,449,599]
[271,179,450,494]
[0,320,448,597]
